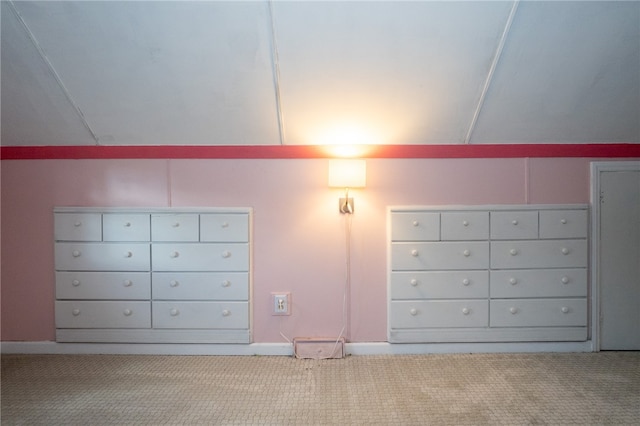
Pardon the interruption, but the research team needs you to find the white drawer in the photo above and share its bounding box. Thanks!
[490,269,587,298]
[441,212,489,241]
[103,213,150,241]
[391,242,489,270]
[152,243,249,271]
[389,300,488,328]
[151,214,199,241]
[55,243,150,271]
[390,271,488,299]
[390,212,440,241]
[152,272,249,300]
[490,211,538,240]
[490,299,587,327]
[490,240,587,269]
[152,301,248,329]
[539,209,588,239]
[56,301,151,328]
[54,213,102,241]
[200,214,249,242]
[56,272,151,300]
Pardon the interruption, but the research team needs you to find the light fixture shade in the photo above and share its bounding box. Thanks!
[328,159,367,188]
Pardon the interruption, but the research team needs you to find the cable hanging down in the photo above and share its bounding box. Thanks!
[292,213,352,360]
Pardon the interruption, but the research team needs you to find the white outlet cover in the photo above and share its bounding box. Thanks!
[271,292,291,316]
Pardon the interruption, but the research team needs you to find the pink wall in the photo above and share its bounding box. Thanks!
[1,157,595,342]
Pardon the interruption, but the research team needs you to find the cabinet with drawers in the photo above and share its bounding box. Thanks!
[54,207,251,344]
[389,205,588,343]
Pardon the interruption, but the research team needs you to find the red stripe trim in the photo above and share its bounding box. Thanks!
[1,144,639,160]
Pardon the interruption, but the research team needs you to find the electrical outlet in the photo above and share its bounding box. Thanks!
[271,292,290,315]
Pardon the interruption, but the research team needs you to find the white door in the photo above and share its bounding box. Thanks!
[598,167,640,350]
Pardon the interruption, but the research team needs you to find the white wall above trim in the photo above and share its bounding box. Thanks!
[2,1,638,146]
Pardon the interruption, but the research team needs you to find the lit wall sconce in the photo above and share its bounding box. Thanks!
[328,159,367,214]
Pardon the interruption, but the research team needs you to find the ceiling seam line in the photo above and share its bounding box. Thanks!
[7,1,100,145]
[463,0,520,145]
[267,0,286,146]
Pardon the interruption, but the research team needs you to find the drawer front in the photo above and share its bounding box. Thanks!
[152,272,249,300]
[441,212,489,241]
[54,213,102,241]
[56,272,151,300]
[55,243,150,271]
[151,214,199,242]
[490,269,587,298]
[200,214,249,242]
[390,271,488,299]
[389,300,488,328]
[490,211,539,240]
[490,299,587,327]
[56,301,150,328]
[490,240,587,269]
[152,243,249,271]
[103,213,150,241]
[539,209,588,239]
[152,301,249,329]
[390,212,440,241]
[391,242,489,270]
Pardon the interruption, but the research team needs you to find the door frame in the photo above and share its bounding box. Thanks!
[590,160,640,351]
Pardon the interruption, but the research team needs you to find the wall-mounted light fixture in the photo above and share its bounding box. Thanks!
[328,159,367,214]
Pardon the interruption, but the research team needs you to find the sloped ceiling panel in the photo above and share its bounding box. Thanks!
[3,1,281,146]
[272,1,515,145]
[1,2,96,145]
[472,1,640,144]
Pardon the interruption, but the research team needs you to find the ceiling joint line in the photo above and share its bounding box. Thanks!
[464,0,520,145]
[7,0,100,145]
[267,0,286,146]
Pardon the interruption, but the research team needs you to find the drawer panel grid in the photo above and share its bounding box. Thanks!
[56,301,151,329]
[392,242,489,270]
[389,205,588,344]
[390,271,489,299]
[56,272,151,300]
[491,240,587,269]
[54,208,252,344]
[103,214,151,241]
[152,302,249,329]
[390,300,489,328]
[152,272,249,300]
[490,299,588,327]
[55,243,150,271]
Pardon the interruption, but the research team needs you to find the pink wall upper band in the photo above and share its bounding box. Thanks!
[2,143,639,160]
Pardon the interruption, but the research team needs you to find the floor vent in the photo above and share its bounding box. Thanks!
[293,337,345,359]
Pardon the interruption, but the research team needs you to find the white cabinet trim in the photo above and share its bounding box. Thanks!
[54,207,252,344]
[388,204,589,345]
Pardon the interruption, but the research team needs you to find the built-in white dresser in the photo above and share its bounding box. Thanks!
[54,207,251,343]
[389,205,588,343]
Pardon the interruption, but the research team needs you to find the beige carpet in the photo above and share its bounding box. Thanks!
[2,352,639,425]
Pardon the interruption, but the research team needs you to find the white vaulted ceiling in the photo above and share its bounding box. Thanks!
[1,1,639,147]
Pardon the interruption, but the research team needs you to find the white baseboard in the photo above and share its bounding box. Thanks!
[346,341,595,355]
[1,341,293,356]
[2,340,594,356]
